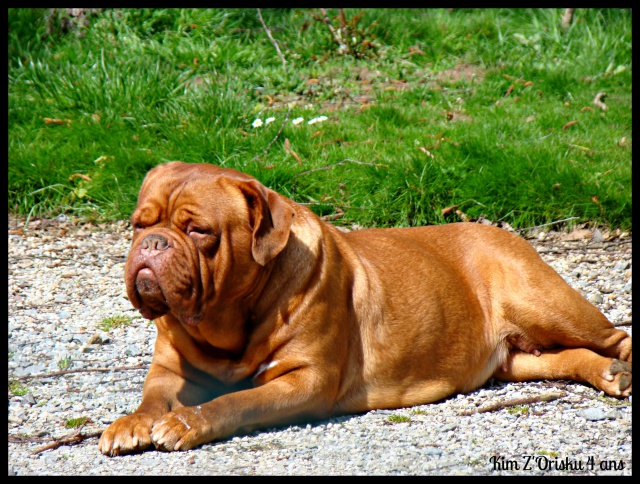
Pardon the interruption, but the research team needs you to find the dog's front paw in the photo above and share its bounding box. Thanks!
[98,413,155,456]
[151,406,212,451]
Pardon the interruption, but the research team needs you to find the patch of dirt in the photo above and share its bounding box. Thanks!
[445,110,473,123]
[435,63,486,84]
[265,63,488,112]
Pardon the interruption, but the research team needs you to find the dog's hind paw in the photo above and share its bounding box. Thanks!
[599,359,632,397]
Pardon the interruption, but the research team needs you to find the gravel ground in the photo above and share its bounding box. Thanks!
[8,216,632,476]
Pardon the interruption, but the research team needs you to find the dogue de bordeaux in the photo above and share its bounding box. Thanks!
[99,161,632,455]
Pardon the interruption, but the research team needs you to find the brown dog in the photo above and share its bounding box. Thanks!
[98,161,632,455]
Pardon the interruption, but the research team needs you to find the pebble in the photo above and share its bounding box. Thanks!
[587,293,603,304]
[578,408,608,421]
[87,334,103,345]
[7,217,632,475]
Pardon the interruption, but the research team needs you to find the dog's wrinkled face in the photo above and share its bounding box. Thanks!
[125,162,294,327]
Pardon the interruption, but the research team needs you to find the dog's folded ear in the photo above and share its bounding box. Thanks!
[238,180,295,266]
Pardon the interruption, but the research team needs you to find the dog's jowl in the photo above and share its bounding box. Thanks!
[98,161,631,456]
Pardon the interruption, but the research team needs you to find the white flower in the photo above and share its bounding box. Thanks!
[308,116,328,125]
[265,117,275,125]
[252,118,263,128]
[292,117,304,125]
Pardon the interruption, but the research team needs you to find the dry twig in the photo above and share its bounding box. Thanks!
[459,391,566,416]
[256,8,286,72]
[320,208,345,221]
[31,427,105,455]
[15,364,148,381]
[250,9,292,165]
[613,319,632,327]
[317,8,353,56]
[293,159,387,179]
[562,8,575,29]
[517,217,580,233]
[249,106,292,165]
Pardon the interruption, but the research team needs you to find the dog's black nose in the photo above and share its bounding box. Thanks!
[140,234,170,251]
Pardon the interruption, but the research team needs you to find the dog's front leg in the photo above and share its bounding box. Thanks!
[150,367,332,451]
[98,363,214,456]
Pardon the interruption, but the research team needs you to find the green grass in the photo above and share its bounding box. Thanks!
[537,449,560,458]
[99,314,133,331]
[387,414,411,423]
[57,355,73,370]
[65,416,90,429]
[9,379,29,396]
[594,394,630,406]
[9,8,632,229]
[506,404,529,415]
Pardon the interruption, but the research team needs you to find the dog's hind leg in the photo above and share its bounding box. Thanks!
[493,348,631,397]
[498,252,632,366]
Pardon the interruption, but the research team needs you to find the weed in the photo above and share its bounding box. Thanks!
[410,408,427,415]
[387,414,411,423]
[538,450,559,458]
[57,355,73,370]
[65,416,90,429]
[595,395,630,407]
[99,314,133,331]
[9,379,29,396]
[507,405,529,415]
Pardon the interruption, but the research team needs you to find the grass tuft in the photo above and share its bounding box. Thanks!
[65,416,90,429]
[507,405,530,415]
[387,414,411,423]
[9,379,29,396]
[99,315,133,331]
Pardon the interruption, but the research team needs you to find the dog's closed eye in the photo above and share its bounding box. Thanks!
[187,226,209,236]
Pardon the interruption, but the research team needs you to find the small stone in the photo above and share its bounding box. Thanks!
[87,333,103,345]
[24,364,45,374]
[58,310,71,319]
[80,344,99,353]
[440,423,457,432]
[614,261,630,271]
[138,458,162,467]
[422,448,443,455]
[8,413,25,424]
[604,410,623,420]
[592,228,605,243]
[24,393,36,406]
[587,293,603,304]
[125,344,141,356]
[578,408,607,421]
